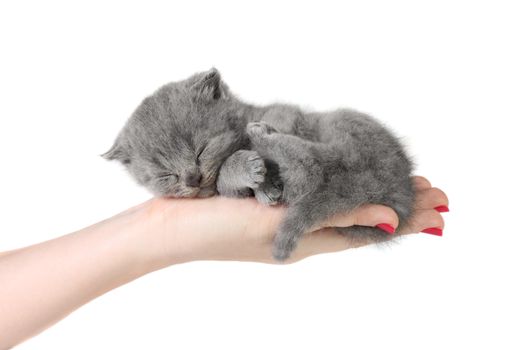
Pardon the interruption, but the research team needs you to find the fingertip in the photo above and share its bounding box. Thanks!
[412,176,432,190]
[401,209,445,234]
[376,223,396,234]
[415,187,450,210]
[434,205,449,213]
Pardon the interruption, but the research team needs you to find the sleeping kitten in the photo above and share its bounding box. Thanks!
[104,68,414,260]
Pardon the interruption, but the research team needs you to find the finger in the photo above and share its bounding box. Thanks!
[399,208,445,235]
[318,204,399,231]
[412,176,432,190]
[414,187,449,210]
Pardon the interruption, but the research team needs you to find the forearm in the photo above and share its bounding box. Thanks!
[0,202,159,348]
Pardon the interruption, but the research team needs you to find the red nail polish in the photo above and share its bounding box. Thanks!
[434,205,449,213]
[376,223,395,234]
[421,227,443,236]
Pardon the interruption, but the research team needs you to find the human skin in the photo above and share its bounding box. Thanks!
[0,176,447,348]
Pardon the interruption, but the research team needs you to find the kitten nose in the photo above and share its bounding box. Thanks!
[185,172,202,188]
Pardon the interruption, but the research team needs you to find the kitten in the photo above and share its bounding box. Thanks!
[104,68,414,260]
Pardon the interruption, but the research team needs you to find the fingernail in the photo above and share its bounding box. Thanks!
[376,223,395,234]
[421,227,443,236]
[434,205,449,213]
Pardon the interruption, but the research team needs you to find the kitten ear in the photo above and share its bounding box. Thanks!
[101,140,129,163]
[191,68,228,101]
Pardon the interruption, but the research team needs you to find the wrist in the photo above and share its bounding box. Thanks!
[94,200,169,277]
[121,198,193,271]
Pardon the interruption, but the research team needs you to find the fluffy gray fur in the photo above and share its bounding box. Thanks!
[104,68,414,261]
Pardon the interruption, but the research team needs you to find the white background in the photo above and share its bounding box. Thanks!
[1,1,524,349]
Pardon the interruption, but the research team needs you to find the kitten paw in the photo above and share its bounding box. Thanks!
[246,122,278,140]
[197,186,218,198]
[254,182,282,206]
[244,151,266,188]
[272,238,294,261]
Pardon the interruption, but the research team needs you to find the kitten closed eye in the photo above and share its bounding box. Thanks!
[196,146,206,165]
[158,174,179,182]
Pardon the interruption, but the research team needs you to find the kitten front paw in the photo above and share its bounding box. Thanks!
[254,183,282,206]
[252,157,283,206]
[244,151,266,188]
[246,122,278,140]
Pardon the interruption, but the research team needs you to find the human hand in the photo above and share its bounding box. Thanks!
[136,176,449,267]
[0,176,447,347]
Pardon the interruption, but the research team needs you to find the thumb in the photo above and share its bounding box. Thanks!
[317,204,399,233]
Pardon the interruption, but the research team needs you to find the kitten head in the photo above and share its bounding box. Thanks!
[103,68,246,197]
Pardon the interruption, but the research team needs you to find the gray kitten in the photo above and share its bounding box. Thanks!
[104,68,414,260]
